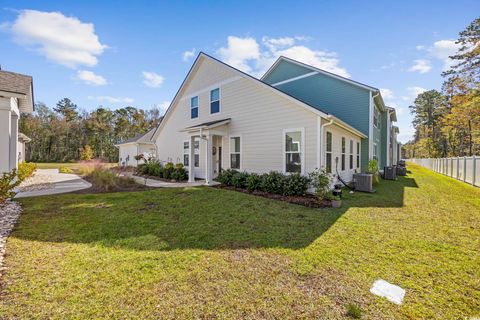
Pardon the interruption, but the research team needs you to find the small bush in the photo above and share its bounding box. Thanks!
[309,168,331,200]
[216,169,238,185]
[282,173,310,196]
[59,166,73,174]
[246,173,262,192]
[231,171,249,188]
[366,159,380,185]
[346,303,362,319]
[17,162,37,181]
[261,171,285,194]
[163,162,175,180]
[0,169,21,202]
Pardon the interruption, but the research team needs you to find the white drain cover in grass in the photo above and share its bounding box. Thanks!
[370,279,405,305]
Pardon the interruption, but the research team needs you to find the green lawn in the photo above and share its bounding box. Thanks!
[1,164,479,319]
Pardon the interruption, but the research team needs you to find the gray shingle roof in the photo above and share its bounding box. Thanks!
[118,128,156,145]
[0,70,34,113]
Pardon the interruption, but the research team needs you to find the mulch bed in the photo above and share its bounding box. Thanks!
[215,185,331,208]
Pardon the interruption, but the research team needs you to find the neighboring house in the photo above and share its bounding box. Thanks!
[261,56,399,169]
[115,128,156,166]
[0,70,34,173]
[151,52,391,185]
[17,132,31,163]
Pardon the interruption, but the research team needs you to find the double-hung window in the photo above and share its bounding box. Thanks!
[349,140,354,169]
[285,130,303,174]
[194,138,200,167]
[183,141,189,166]
[326,131,332,173]
[230,136,241,169]
[210,88,220,114]
[341,137,346,171]
[356,142,360,169]
[191,96,199,119]
[373,143,378,161]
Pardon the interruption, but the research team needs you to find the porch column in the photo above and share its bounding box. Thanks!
[188,135,195,183]
[10,114,18,170]
[205,133,213,185]
[0,102,11,173]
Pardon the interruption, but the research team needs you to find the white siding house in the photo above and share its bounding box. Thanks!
[152,53,366,184]
[115,128,156,167]
[0,70,34,173]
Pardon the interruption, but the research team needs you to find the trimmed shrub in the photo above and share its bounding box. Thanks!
[261,171,285,194]
[59,166,73,174]
[246,173,262,192]
[172,163,188,181]
[282,173,310,196]
[0,169,21,203]
[163,162,175,180]
[231,171,249,189]
[216,169,238,185]
[17,162,36,181]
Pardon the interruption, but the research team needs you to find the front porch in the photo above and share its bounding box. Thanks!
[181,118,231,185]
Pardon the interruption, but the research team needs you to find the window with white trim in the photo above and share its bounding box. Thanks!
[285,130,302,173]
[373,143,378,161]
[326,131,332,173]
[230,136,240,169]
[183,141,189,166]
[356,142,360,169]
[194,138,200,167]
[349,139,353,170]
[210,88,220,114]
[191,96,198,119]
[341,137,346,171]
[373,107,378,128]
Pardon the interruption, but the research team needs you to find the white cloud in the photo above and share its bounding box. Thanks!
[183,48,196,61]
[415,45,425,50]
[429,40,460,70]
[407,59,432,73]
[407,86,428,98]
[76,70,107,86]
[155,101,171,115]
[142,71,164,88]
[88,96,134,104]
[218,36,260,73]
[217,35,349,78]
[380,88,395,100]
[10,10,106,68]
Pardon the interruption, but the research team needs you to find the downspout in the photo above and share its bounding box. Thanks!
[369,91,380,162]
[319,115,334,168]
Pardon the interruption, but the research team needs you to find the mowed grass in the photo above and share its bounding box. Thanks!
[1,164,479,319]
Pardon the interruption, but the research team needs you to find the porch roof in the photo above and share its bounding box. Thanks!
[181,118,231,132]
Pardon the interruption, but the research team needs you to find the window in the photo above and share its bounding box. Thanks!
[326,131,332,173]
[373,143,378,161]
[356,142,360,169]
[373,107,378,128]
[191,96,199,119]
[210,88,220,114]
[349,140,353,170]
[194,138,200,167]
[230,136,241,169]
[183,141,189,166]
[341,137,346,171]
[285,130,303,173]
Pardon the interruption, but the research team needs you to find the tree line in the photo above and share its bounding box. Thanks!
[19,98,163,162]
[404,18,479,158]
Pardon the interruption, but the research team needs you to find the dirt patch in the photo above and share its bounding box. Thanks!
[214,185,331,208]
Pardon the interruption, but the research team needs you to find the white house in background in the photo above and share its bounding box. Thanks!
[151,53,371,185]
[115,128,156,167]
[17,132,31,163]
[0,70,34,173]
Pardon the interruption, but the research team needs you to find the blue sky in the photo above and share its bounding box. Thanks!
[1,1,478,142]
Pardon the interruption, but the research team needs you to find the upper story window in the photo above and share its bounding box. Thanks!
[285,129,303,174]
[326,131,332,173]
[191,96,199,119]
[373,107,379,128]
[210,88,220,114]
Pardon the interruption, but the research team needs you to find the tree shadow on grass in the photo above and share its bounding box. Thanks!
[14,175,418,251]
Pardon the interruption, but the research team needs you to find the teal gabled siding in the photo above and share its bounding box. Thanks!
[263,59,380,171]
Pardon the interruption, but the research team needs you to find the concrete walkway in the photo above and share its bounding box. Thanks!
[131,175,219,188]
[15,169,91,198]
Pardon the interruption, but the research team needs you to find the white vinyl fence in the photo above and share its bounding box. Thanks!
[409,156,479,187]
